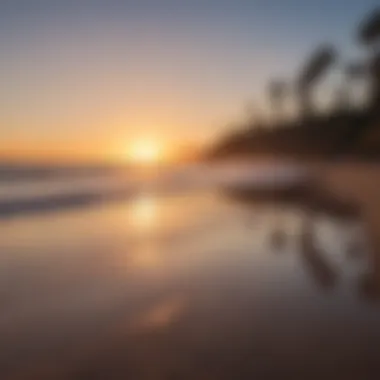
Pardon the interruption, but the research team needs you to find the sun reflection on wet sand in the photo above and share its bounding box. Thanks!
[124,195,163,273]
[130,296,187,333]
[128,194,158,231]
[3,165,380,379]
[129,246,161,270]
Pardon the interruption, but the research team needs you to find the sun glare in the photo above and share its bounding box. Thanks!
[127,139,162,164]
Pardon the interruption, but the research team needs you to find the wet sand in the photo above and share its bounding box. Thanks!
[1,164,380,379]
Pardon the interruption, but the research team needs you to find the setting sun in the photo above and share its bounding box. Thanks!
[127,140,162,165]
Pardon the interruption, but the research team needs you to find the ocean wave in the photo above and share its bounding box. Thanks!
[0,187,134,219]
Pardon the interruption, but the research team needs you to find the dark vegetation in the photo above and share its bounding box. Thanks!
[209,9,380,160]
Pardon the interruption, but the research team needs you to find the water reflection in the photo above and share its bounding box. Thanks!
[130,295,187,333]
[125,194,162,272]
[298,213,338,290]
[128,194,158,231]
[129,246,161,270]
[3,182,380,379]
[358,227,380,302]
[225,187,380,303]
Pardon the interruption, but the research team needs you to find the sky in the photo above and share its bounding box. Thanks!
[0,0,377,162]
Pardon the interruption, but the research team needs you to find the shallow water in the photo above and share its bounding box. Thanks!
[1,166,380,379]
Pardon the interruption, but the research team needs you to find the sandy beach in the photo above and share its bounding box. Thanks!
[0,162,380,379]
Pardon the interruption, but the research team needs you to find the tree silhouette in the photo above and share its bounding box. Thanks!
[297,45,338,119]
[343,61,367,110]
[334,83,350,112]
[358,9,380,109]
[358,9,380,46]
[268,80,287,124]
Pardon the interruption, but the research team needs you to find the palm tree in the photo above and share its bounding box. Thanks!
[297,45,338,119]
[358,9,380,47]
[268,80,287,124]
[344,61,368,110]
[358,9,380,109]
[334,83,350,112]
[334,10,380,154]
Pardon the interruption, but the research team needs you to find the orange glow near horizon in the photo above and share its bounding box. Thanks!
[0,135,201,165]
[126,139,163,165]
